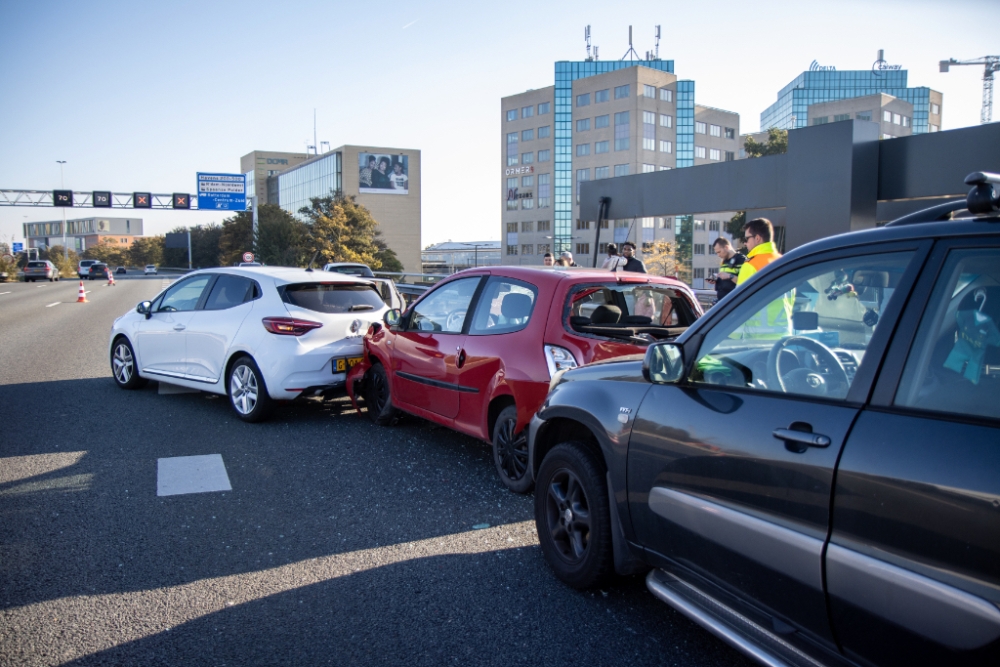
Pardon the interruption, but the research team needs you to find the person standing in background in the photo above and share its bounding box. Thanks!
[621,242,646,273]
[601,243,625,270]
[707,237,745,299]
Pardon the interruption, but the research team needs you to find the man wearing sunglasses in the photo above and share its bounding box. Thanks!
[736,218,782,285]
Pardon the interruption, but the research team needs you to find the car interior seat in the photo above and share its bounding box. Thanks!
[590,305,622,325]
[500,293,533,324]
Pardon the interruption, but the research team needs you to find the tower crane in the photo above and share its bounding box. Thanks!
[939,55,1000,124]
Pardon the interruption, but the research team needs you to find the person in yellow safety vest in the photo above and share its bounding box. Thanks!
[737,218,793,339]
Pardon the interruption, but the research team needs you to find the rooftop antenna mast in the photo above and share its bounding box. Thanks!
[621,25,639,62]
[585,25,592,61]
[313,109,318,155]
[655,25,660,60]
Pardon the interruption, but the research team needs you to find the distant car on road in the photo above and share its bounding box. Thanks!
[144,265,157,275]
[323,262,375,278]
[78,259,98,279]
[87,263,109,280]
[115,266,126,275]
[109,267,390,422]
[24,260,60,282]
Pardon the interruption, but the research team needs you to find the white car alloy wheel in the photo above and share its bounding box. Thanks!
[228,357,274,422]
[113,344,134,384]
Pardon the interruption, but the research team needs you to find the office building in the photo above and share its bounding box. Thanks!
[760,56,942,134]
[807,94,915,139]
[422,241,501,274]
[240,145,421,273]
[23,217,144,252]
[501,60,740,267]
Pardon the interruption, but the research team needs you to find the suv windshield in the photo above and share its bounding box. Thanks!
[282,283,384,314]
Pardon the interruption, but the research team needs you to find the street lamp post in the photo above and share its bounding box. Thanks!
[56,160,67,259]
[460,242,494,269]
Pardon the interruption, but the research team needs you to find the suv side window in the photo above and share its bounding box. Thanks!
[156,276,211,312]
[408,277,481,333]
[895,248,1000,421]
[690,252,914,399]
[469,277,538,334]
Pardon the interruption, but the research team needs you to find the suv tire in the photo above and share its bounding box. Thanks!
[492,405,533,493]
[535,442,614,589]
[366,363,398,425]
[228,356,274,423]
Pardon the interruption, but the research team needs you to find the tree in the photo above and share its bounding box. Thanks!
[41,245,79,277]
[743,128,788,158]
[299,193,392,269]
[83,241,128,267]
[161,224,222,268]
[129,236,164,267]
[218,211,254,267]
[726,211,746,242]
[254,205,309,267]
[642,240,677,278]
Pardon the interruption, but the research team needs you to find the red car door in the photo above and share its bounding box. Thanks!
[390,276,482,420]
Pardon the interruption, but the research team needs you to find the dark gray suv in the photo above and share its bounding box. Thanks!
[528,173,1000,667]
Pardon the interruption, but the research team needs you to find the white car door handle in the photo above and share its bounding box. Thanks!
[173,325,186,331]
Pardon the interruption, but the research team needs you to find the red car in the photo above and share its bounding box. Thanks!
[346,267,702,492]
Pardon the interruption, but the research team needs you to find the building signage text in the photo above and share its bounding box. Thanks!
[872,50,902,77]
[809,60,836,72]
[507,188,533,201]
[505,166,534,176]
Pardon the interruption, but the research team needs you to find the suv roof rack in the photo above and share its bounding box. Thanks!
[885,171,1000,227]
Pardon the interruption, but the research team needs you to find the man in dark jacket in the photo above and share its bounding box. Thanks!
[708,237,745,299]
[621,242,646,273]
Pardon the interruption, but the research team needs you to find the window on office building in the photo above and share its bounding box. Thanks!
[710,124,721,137]
[595,89,609,103]
[893,113,901,125]
[522,244,533,255]
[659,114,672,128]
[614,164,629,177]
[576,118,590,132]
[576,169,590,201]
[537,173,551,207]
[931,103,940,115]
[506,109,517,122]
[725,127,735,139]
[595,166,609,179]
[537,221,550,232]
[709,148,721,161]
[695,121,706,134]
[538,149,550,162]
[521,221,533,233]
[642,164,655,173]
[576,143,590,156]
[882,133,894,140]
[659,217,671,229]
[522,105,534,119]
[659,166,670,171]
[833,114,850,122]
[577,93,590,107]
[725,151,735,162]
[522,197,534,210]
[694,268,705,280]
[538,125,550,138]
[930,124,939,132]
[709,220,720,231]
[522,129,534,141]
[614,85,629,99]
[643,111,655,150]
[595,114,609,128]
[659,88,672,102]
[694,219,705,230]
[694,244,705,255]
[883,110,892,122]
[614,111,629,151]
[695,146,706,159]
[537,243,550,254]
[643,84,656,98]
[812,116,829,125]
[576,243,590,256]
[856,111,872,121]
[576,220,591,230]
[507,132,518,166]
[902,116,910,127]
[595,140,609,154]
[522,175,533,187]
[507,245,518,255]
[522,152,534,164]
[538,102,550,114]
[506,222,518,233]
[660,140,672,153]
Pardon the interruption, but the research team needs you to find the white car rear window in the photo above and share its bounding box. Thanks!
[282,283,383,314]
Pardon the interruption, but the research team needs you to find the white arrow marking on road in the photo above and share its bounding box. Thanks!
[46,302,60,308]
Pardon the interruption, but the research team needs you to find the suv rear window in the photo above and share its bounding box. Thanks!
[282,283,384,314]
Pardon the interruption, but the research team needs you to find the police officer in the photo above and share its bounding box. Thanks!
[707,237,744,299]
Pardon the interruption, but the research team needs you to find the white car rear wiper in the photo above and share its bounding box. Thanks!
[349,304,375,311]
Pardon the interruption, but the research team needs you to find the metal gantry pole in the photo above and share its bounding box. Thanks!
[187,230,192,270]
[57,161,67,258]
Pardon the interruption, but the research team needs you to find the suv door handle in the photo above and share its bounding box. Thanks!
[173,325,186,331]
[773,425,831,453]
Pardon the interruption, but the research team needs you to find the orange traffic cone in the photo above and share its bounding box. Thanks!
[76,281,88,303]
[107,270,115,286]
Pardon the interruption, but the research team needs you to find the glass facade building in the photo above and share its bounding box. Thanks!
[553,60,683,254]
[276,152,342,217]
[761,69,935,134]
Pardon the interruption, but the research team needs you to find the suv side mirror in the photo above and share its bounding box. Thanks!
[383,308,401,328]
[643,342,685,384]
[136,301,152,319]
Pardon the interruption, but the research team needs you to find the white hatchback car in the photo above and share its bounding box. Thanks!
[144,264,157,275]
[108,267,388,422]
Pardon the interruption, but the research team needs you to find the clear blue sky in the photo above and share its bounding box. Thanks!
[1,0,995,249]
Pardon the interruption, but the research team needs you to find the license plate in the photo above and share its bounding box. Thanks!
[334,356,363,373]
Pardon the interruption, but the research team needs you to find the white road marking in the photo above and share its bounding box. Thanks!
[45,302,60,308]
[0,291,10,295]
[157,454,232,496]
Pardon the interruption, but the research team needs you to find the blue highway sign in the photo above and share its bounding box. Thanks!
[197,173,246,210]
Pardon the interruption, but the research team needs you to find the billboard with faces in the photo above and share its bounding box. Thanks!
[359,153,408,195]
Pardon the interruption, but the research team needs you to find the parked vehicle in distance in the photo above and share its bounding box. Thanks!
[78,259,98,278]
[347,266,702,492]
[323,262,375,278]
[395,282,430,307]
[144,265,157,275]
[87,263,109,280]
[115,266,126,275]
[527,172,1000,667]
[24,260,60,282]
[109,267,389,422]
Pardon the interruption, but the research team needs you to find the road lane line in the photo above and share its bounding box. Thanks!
[46,302,60,308]
[0,291,10,295]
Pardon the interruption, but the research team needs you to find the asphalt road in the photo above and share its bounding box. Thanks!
[0,277,752,667]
